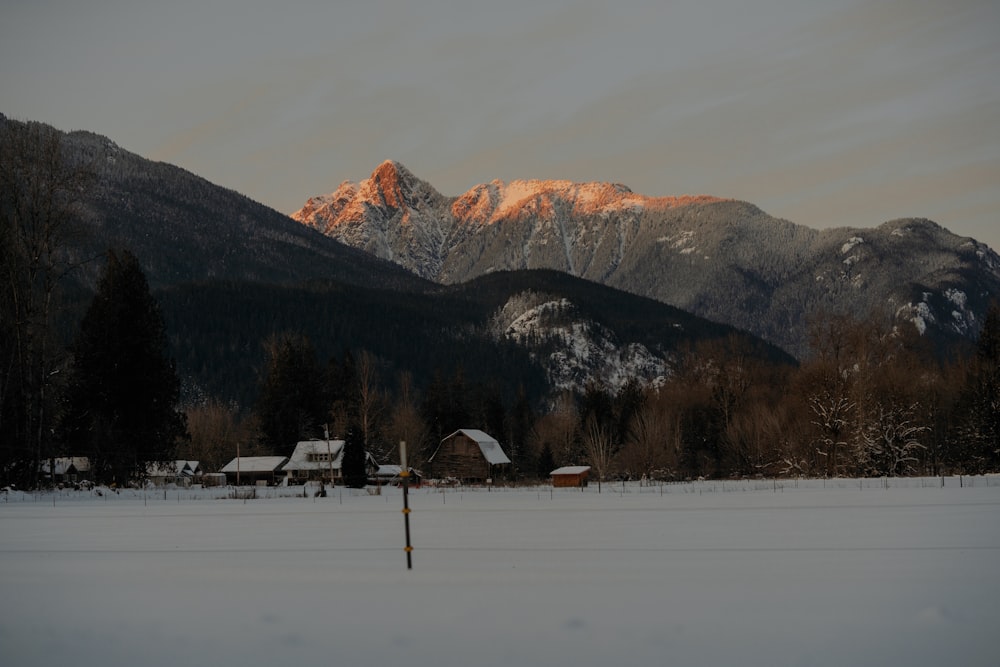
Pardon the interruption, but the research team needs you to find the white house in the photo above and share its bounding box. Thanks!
[283,439,380,485]
[284,439,345,484]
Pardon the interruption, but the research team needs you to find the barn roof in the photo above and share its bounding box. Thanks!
[431,429,511,465]
[551,466,591,476]
[219,456,288,473]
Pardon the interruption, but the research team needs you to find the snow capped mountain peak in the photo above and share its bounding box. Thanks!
[290,162,734,284]
[293,162,724,233]
[356,159,435,212]
[289,162,1000,360]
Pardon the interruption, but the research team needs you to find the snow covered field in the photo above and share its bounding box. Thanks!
[2,478,998,667]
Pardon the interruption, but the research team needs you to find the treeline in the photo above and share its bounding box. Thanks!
[182,305,999,481]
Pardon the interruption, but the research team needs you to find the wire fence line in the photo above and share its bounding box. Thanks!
[2,474,997,506]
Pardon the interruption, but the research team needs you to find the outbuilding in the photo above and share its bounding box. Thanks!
[427,429,510,484]
[551,465,591,488]
[219,456,288,486]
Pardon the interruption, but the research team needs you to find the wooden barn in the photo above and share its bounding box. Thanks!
[427,429,511,483]
[551,465,591,488]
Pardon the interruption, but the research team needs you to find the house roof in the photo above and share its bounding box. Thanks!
[219,456,288,473]
[146,460,202,477]
[286,439,346,471]
[551,466,591,476]
[39,457,91,475]
[430,429,511,465]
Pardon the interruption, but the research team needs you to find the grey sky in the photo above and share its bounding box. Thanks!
[3,0,998,252]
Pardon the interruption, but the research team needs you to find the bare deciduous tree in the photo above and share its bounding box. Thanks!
[1,119,94,486]
[356,350,385,458]
[385,370,429,467]
[619,397,678,481]
[583,414,616,489]
[180,399,256,473]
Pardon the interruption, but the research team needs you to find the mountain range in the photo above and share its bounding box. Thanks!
[293,160,1000,359]
[3,116,794,407]
[7,115,999,407]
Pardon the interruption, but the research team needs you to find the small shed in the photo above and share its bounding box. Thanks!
[220,456,288,486]
[427,429,510,483]
[551,465,591,488]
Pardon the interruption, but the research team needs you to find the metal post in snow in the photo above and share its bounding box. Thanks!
[400,440,413,570]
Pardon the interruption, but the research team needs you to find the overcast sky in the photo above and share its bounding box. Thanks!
[3,0,998,251]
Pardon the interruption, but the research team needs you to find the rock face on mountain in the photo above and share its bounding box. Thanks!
[294,161,1000,358]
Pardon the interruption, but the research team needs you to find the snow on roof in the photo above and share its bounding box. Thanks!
[39,457,91,475]
[219,456,288,473]
[287,439,345,470]
[435,429,512,465]
[145,460,203,477]
[146,460,192,477]
[551,466,591,476]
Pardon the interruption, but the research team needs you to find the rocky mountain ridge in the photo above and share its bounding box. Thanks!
[294,161,1000,359]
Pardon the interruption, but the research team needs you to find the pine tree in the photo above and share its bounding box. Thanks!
[342,423,368,488]
[536,443,556,480]
[62,249,187,485]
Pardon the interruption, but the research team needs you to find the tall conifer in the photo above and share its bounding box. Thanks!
[63,249,186,485]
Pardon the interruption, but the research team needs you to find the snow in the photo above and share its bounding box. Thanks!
[841,236,865,254]
[435,429,511,465]
[496,179,551,216]
[2,477,998,667]
[219,455,287,473]
[550,466,591,475]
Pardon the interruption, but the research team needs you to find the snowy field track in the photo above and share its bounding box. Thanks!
[2,477,998,667]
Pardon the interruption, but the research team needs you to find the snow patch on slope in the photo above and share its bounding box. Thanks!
[490,291,667,393]
[842,236,865,254]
